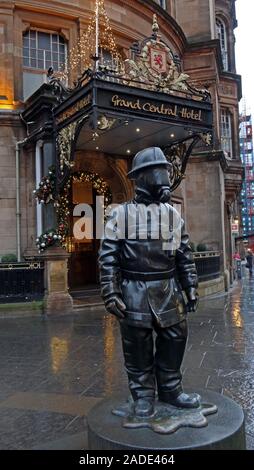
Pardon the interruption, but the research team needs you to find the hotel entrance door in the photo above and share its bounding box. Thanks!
[68,178,100,289]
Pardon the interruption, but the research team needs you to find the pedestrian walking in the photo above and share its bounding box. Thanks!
[233,251,242,280]
[246,249,253,278]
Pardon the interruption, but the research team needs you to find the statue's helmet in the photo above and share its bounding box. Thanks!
[127,147,171,180]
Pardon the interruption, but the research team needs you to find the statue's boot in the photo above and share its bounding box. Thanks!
[134,397,155,417]
[160,391,201,408]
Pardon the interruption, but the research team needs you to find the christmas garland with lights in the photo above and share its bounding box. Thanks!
[57,171,112,250]
[36,229,64,252]
[33,166,56,204]
[36,171,112,252]
[72,172,112,204]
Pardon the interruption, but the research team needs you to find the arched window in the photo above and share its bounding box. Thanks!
[22,30,67,100]
[216,18,228,71]
[221,109,233,158]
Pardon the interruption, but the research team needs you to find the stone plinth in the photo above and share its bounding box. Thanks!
[198,276,225,297]
[87,390,246,450]
[41,246,73,315]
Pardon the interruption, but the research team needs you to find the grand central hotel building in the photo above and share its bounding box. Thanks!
[0,0,242,313]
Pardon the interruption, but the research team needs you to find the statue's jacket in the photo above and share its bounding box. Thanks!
[99,202,198,328]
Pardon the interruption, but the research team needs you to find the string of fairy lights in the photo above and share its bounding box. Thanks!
[58,172,112,252]
[63,0,123,80]
[34,170,112,252]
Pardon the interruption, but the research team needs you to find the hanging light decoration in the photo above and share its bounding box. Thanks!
[62,0,123,81]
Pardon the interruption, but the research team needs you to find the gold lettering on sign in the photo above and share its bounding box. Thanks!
[111,95,203,121]
[142,102,178,116]
[56,94,92,125]
[179,108,202,121]
[112,95,141,110]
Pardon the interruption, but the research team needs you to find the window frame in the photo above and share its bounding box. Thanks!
[159,0,167,10]
[23,29,68,73]
[216,17,229,71]
[221,109,233,158]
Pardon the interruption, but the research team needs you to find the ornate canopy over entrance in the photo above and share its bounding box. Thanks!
[46,13,213,190]
[22,12,213,192]
[54,76,212,190]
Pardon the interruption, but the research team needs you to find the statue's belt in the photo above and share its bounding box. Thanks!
[121,269,175,281]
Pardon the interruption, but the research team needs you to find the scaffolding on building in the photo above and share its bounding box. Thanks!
[240,99,254,246]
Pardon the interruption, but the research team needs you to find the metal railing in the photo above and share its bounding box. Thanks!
[0,262,44,303]
[0,253,221,302]
[194,251,221,282]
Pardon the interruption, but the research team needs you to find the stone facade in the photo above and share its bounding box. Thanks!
[0,0,242,298]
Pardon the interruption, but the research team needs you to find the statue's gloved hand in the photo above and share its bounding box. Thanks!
[105,296,126,319]
[185,287,199,313]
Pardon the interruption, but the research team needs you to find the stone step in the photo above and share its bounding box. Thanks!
[71,287,100,299]
[73,294,104,310]
[73,302,104,311]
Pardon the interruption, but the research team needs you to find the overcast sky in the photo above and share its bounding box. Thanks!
[235,0,254,115]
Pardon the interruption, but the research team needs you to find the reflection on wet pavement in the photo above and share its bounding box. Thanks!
[0,277,254,449]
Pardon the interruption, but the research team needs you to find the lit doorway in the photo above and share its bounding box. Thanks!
[65,172,112,289]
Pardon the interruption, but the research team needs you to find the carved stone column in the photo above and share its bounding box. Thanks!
[41,246,73,315]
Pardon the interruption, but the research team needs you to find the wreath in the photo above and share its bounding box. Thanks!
[36,229,62,252]
[33,166,56,204]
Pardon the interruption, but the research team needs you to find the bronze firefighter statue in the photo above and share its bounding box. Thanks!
[99,147,199,418]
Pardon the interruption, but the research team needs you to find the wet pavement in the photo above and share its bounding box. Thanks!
[0,275,254,450]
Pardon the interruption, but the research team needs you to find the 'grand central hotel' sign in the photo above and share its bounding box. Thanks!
[97,86,212,127]
[54,79,213,132]
[111,94,203,121]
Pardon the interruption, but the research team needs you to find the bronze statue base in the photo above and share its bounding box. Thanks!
[112,396,217,434]
[87,390,246,450]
